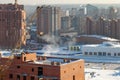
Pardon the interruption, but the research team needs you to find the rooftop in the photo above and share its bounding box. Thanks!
[27,56,79,66]
[82,42,120,48]
[77,35,119,41]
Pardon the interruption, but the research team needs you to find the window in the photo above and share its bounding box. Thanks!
[89,52,92,55]
[17,57,20,59]
[24,57,26,61]
[64,71,66,73]
[74,47,76,51]
[17,75,20,80]
[77,47,80,51]
[73,68,75,70]
[114,53,116,56]
[98,52,102,56]
[32,68,34,72]
[38,67,43,76]
[94,52,97,55]
[73,75,75,80]
[31,76,34,80]
[23,76,26,80]
[71,47,74,51]
[103,52,106,56]
[118,53,120,56]
[17,66,20,69]
[80,66,81,68]
[9,74,13,79]
[85,52,88,55]
[108,53,111,56]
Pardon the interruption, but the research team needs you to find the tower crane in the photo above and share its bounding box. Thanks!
[26,9,37,27]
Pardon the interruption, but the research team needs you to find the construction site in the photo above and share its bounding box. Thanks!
[0,52,85,80]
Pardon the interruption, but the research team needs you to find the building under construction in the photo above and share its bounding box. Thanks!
[0,52,85,80]
[0,0,26,49]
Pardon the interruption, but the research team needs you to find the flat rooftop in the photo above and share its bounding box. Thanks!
[82,42,120,48]
[27,56,79,66]
[77,35,119,41]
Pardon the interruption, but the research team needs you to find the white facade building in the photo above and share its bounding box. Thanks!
[82,42,120,57]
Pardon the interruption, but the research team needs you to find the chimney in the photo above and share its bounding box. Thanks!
[63,58,71,63]
[63,58,68,63]
[51,61,57,65]
[43,56,46,60]
[37,56,43,60]
[56,62,61,65]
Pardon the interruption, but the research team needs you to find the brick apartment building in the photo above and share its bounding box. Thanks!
[85,16,120,40]
[1,52,84,80]
[36,5,61,36]
[0,1,26,49]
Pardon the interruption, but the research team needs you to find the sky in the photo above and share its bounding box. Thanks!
[0,0,120,5]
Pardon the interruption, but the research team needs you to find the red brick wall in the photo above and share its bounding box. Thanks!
[60,60,84,80]
[3,53,85,80]
[21,53,37,61]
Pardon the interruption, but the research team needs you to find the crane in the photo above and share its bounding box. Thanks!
[26,9,37,27]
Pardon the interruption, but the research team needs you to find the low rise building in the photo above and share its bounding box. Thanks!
[82,42,120,57]
[1,52,84,80]
[76,35,119,44]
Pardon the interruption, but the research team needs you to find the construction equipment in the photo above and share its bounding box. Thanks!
[27,9,37,27]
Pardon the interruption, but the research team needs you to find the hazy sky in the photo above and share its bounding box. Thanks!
[0,0,120,5]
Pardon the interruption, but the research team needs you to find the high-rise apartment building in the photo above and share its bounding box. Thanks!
[69,8,78,16]
[85,15,120,40]
[86,17,95,35]
[37,6,61,36]
[109,19,119,39]
[61,16,71,30]
[86,4,98,19]
[108,7,118,19]
[96,17,107,36]
[0,1,26,49]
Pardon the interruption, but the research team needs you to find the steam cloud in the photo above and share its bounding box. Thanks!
[40,34,77,55]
